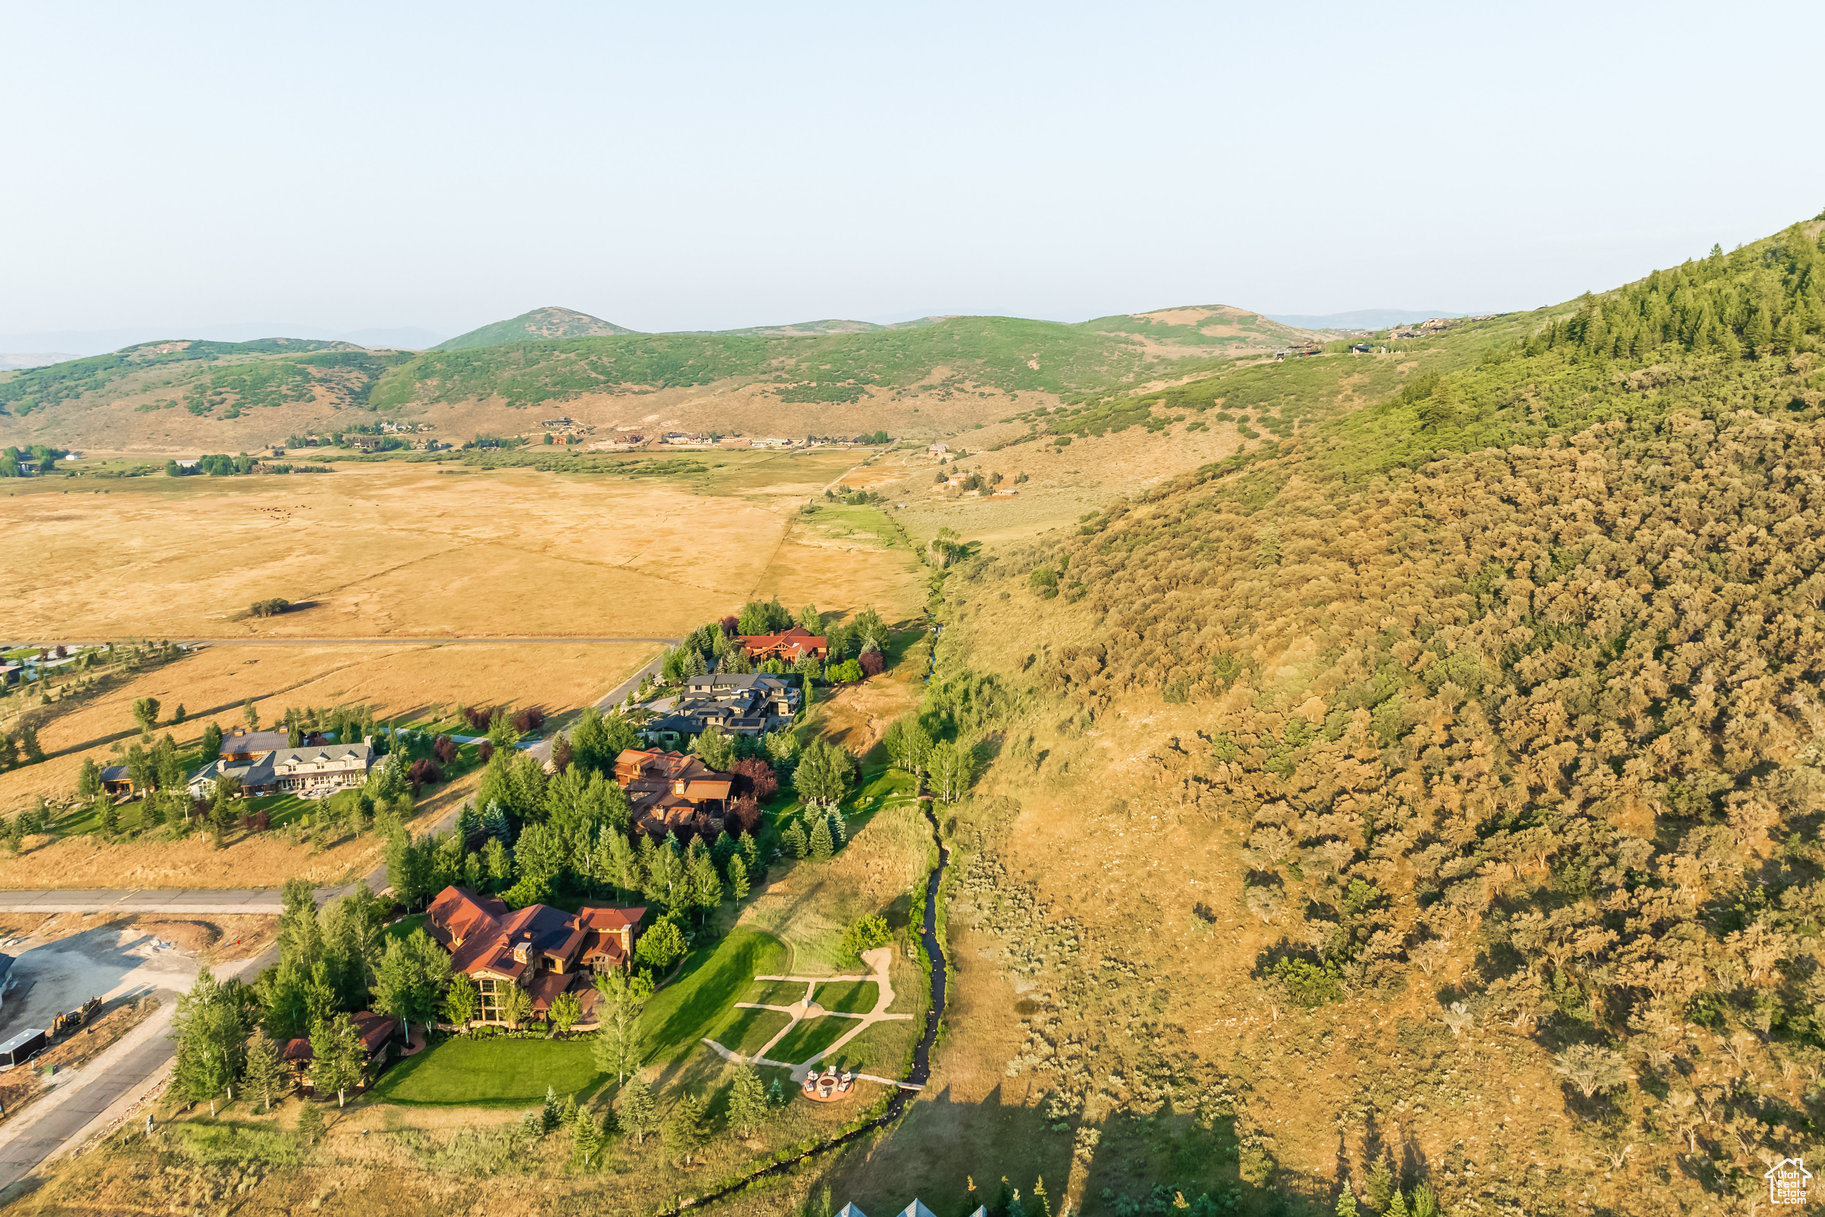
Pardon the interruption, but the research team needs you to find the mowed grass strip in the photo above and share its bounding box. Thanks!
[768,1015,856,1065]
[367,1036,602,1106]
[641,928,787,1066]
[747,979,810,1007]
[812,980,877,1014]
[714,1005,795,1057]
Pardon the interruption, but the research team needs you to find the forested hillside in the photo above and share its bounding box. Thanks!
[922,220,1825,1213]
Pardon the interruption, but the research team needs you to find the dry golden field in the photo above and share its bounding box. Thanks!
[0,453,922,639]
[0,640,655,817]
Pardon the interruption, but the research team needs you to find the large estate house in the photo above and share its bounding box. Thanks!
[640,672,799,745]
[425,886,645,1024]
[736,625,828,664]
[187,727,374,799]
[613,747,735,837]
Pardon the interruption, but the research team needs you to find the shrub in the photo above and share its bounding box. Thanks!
[511,707,546,734]
[730,757,777,801]
[839,914,891,962]
[858,650,885,677]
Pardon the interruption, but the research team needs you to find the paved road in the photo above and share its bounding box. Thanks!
[53,636,680,647]
[0,990,188,1191]
[0,942,277,1196]
[0,889,284,914]
[0,641,677,1191]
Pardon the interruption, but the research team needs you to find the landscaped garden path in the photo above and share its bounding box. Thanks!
[701,946,914,1084]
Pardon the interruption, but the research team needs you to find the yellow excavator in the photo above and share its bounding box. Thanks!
[48,996,102,1039]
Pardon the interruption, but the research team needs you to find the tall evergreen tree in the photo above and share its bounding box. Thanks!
[619,1075,659,1145]
[241,1027,288,1112]
[308,1013,367,1107]
[171,968,247,1115]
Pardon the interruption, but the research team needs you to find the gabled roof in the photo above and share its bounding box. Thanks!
[426,885,509,947]
[426,884,644,982]
[219,730,291,756]
[99,765,128,782]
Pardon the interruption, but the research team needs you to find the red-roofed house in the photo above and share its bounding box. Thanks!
[612,748,735,837]
[424,885,646,1025]
[736,625,828,664]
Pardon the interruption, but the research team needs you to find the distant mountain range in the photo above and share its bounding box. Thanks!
[0,302,1324,448]
[0,323,448,360]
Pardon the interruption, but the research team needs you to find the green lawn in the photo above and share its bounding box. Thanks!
[714,1005,794,1056]
[768,1015,855,1065]
[51,799,140,836]
[640,927,787,1066]
[747,979,810,1007]
[367,1036,603,1106]
[814,981,878,1014]
[244,793,311,829]
[385,914,429,942]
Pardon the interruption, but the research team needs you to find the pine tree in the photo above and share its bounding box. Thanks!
[209,782,236,848]
[808,815,834,861]
[241,1027,288,1111]
[172,968,248,1115]
[726,1067,768,1139]
[664,1091,711,1166]
[542,1084,562,1134]
[619,1075,659,1145]
[570,1106,605,1168]
[728,854,750,902]
[1365,1159,1395,1212]
[1335,1184,1359,1217]
[782,819,808,858]
[308,1013,367,1107]
[482,835,513,891]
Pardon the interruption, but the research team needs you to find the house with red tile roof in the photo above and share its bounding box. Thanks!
[736,624,828,664]
[612,748,735,838]
[424,885,645,1025]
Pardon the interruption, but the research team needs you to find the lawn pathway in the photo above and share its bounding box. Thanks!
[703,946,913,1082]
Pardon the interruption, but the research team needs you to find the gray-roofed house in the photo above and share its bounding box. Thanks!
[191,742,374,799]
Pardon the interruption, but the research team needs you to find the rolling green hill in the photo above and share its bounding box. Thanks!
[0,305,1317,448]
[432,305,635,350]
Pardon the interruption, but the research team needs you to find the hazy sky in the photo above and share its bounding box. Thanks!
[3,1,1822,340]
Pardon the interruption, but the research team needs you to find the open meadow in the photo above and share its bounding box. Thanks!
[0,451,923,640]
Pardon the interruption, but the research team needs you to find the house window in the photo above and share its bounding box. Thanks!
[476,976,503,1021]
